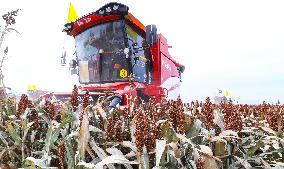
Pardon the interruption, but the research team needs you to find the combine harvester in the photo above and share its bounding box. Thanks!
[58,2,185,107]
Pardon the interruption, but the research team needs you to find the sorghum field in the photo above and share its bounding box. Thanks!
[1,8,284,169]
[0,85,283,169]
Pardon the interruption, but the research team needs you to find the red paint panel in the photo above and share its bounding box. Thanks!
[150,40,161,86]
[70,14,121,36]
[160,53,179,84]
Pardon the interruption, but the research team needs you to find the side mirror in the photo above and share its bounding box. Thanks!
[69,59,77,69]
[180,66,185,73]
[146,24,157,45]
[70,68,78,75]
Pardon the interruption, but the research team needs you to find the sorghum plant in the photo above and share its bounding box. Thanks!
[44,101,56,121]
[200,97,214,129]
[168,97,185,133]
[222,99,242,131]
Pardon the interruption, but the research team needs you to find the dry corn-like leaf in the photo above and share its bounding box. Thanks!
[77,161,95,168]
[106,147,124,156]
[214,141,227,156]
[260,127,276,135]
[233,156,252,169]
[219,130,238,138]
[202,155,219,169]
[213,110,225,131]
[199,145,213,156]
[167,142,182,158]
[89,140,116,169]
[78,111,90,160]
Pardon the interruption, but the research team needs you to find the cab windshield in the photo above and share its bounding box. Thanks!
[75,20,129,83]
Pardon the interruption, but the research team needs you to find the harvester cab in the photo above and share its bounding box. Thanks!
[62,2,185,106]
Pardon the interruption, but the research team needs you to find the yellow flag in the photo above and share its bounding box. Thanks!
[67,2,78,23]
[226,90,229,97]
[33,85,37,92]
[27,85,32,91]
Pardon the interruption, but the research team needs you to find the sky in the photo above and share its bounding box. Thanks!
[1,0,284,104]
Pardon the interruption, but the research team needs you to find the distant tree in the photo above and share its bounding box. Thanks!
[0,9,20,99]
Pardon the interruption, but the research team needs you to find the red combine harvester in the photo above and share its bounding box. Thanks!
[60,2,185,108]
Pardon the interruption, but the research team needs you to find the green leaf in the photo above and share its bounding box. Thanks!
[77,161,95,168]
[186,119,202,138]
[89,140,116,169]
[260,127,276,135]
[122,141,137,152]
[6,122,21,145]
[89,125,104,133]
[0,149,6,159]
[0,132,9,148]
[44,125,53,154]
[156,139,166,166]
[230,156,252,169]
[141,146,149,169]
[66,139,75,169]
[25,157,47,168]
[176,133,195,148]
[106,147,124,156]
[50,127,60,149]
[260,158,271,169]
[213,110,225,131]
[247,140,264,157]
[160,122,177,142]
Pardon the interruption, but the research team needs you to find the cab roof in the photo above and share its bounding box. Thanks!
[63,2,146,36]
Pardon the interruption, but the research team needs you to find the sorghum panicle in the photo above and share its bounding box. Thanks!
[82,91,90,110]
[95,108,104,129]
[265,105,284,131]
[201,97,214,129]
[168,97,185,133]
[79,91,90,121]
[196,157,205,169]
[27,100,39,129]
[106,116,115,142]
[222,100,243,131]
[114,120,123,142]
[134,109,146,152]
[70,85,79,112]
[17,94,28,118]
[106,111,123,142]
[57,143,66,169]
[44,101,56,121]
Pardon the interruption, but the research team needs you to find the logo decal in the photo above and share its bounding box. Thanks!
[120,69,128,78]
[162,60,171,71]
